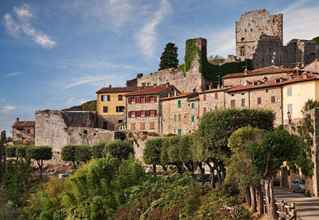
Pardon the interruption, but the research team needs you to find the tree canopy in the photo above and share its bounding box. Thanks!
[159,42,179,70]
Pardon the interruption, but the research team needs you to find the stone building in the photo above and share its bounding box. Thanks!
[35,110,114,155]
[12,118,35,145]
[236,9,319,68]
[223,66,293,87]
[96,85,135,130]
[135,38,208,93]
[236,9,283,61]
[126,84,180,134]
[161,92,200,135]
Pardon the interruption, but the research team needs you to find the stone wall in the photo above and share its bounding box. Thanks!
[137,38,207,93]
[35,110,114,153]
[236,9,283,60]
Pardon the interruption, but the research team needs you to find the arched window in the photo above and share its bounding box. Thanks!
[240,46,245,56]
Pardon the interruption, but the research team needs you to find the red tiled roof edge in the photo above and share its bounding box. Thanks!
[96,86,136,94]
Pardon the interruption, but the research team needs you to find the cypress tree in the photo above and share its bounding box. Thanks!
[159,42,179,70]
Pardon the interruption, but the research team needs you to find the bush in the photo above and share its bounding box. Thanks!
[62,145,91,167]
[106,141,134,160]
[6,146,17,158]
[91,143,107,159]
[26,146,52,178]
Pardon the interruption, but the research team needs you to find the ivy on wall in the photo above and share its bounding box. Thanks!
[182,38,253,86]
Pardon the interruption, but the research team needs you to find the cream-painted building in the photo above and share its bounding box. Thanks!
[282,77,319,124]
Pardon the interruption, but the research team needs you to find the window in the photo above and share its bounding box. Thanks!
[178,114,181,121]
[145,110,150,117]
[118,95,123,101]
[214,93,218,99]
[141,111,145,118]
[203,94,206,101]
[191,115,195,123]
[241,98,245,107]
[103,106,108,113]
[135,111,141,117]
[174,114,177,121]
[287,104,293,115]
[101,95,110,102]
[130,123,136,131]
[177,129,182,136]
[257,97,262,105]
[230,100,236,108]
[191,102,195,109]
[149,122,155,130]
[128,97,133,104]
[140,122,145,130]
[203,107,207,113]
[177,100,182,108]
[240,46,245,56]
[116,106,125,112]
[150,110,157,117]
[103,122,108,129]
[287,86,292,96]
[271,96,276,103]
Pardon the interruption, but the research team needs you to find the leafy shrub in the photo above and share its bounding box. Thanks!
[106,141,134,160]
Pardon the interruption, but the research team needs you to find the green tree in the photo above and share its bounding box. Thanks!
[91,143,107,159]
[159,42,179,70]
[196,109,274,184]
[144,138,164,174]
[62,145,92,167]
[106,141,134,160]
[313,36,319,45]
[27,146,52,179]
[251,128,313,219]
[226,126,265,214]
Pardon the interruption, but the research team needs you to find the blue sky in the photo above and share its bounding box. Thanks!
[0,0,318,134]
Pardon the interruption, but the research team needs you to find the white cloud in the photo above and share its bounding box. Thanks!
[281,1,319,43]
[0,105,16,114]
[3,3,56,48]
[207,27,235,57]
[65,75,112,89]
[136,0,171,57]
[107,0,135,27]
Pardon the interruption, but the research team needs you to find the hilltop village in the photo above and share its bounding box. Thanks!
[11,9,319,157]
[3,8,319,220]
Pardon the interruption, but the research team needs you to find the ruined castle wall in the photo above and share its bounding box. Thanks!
[35,110,114,153]
[236,9,283,60]
[137,38,207,93]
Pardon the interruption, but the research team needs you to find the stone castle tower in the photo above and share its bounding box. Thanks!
[235,9,283,61]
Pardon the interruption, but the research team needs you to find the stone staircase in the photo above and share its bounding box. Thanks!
[274,188,319,220]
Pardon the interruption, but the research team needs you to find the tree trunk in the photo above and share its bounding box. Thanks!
[245,187,251,206]
[198,162,205,175]
[264,178,276,220]
[152,164,156,174]
[250,186,257,212]
[256,184,264,215]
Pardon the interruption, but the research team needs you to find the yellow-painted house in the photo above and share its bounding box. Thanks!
[96,85,135,130]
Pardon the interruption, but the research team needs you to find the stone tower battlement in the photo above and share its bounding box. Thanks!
[236,9,283,60]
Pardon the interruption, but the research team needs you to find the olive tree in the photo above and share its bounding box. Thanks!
[27,146,52,178]
[196,109,274,184]
[105,141,134,160]
[143,138,164,174]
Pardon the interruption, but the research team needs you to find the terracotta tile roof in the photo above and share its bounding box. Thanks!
[96,86,136,94]
[126,84,178,96]
[223,66,295,79]
[160,92,195,101]
[12,121,35,129]
[227,72,319,92]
